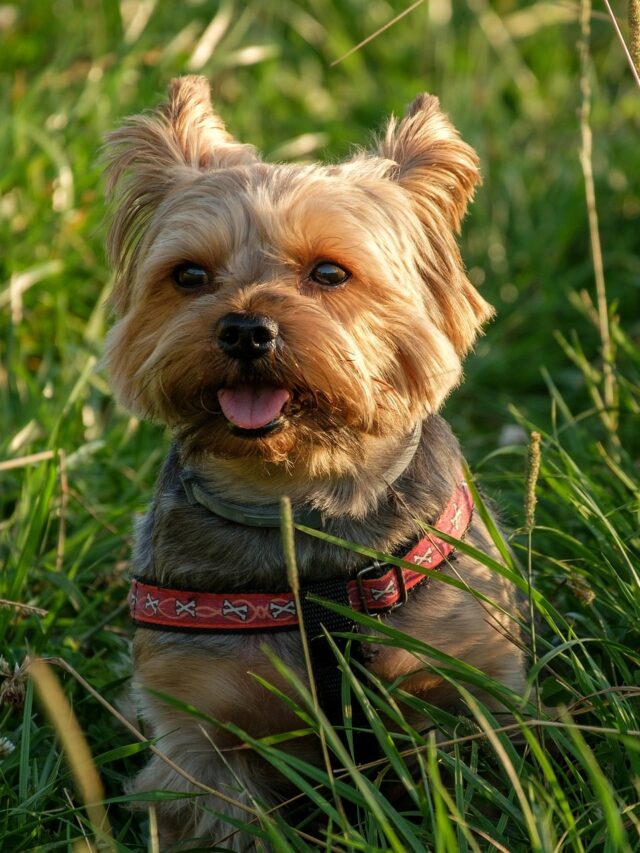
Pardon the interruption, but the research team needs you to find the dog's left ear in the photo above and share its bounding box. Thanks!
[379,95,493,356]
[379,93,480,233]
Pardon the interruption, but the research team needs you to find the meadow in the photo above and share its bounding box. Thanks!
[1,0,639,850]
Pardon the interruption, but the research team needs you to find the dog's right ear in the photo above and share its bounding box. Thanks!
[104,76,258,313]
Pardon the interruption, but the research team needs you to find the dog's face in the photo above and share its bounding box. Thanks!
[104,77,492,474]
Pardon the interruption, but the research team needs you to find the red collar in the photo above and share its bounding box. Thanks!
[129,480,472,632]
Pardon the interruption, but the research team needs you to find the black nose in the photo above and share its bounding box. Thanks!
[217,313,279,361]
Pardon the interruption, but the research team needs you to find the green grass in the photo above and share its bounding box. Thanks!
[1,1,639,850]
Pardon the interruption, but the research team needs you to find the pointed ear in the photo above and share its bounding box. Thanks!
[379,93,480,233]
[379,95,492,356]
[103,76,258,313]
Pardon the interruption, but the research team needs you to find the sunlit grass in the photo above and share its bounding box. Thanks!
[1,1,639,850]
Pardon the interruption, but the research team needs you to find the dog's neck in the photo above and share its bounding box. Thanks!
[179,421,423,520]
[136,415,463,590]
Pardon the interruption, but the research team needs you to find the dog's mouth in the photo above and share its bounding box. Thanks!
[217,385,291,438]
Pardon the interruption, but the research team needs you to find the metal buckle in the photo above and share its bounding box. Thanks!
[356,561,408,615]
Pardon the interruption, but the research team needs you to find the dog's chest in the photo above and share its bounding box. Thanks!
[132,626,397,737]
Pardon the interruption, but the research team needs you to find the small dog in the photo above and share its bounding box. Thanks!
[104,76,525,849]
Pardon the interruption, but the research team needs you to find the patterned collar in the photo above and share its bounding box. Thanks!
[129,479,473,632]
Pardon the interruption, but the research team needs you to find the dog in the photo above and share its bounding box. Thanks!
[103,76,525,849]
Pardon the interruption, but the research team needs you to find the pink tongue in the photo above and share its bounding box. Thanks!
[218,386,290,429]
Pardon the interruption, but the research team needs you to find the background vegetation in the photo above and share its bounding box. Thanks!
[1,0,639,850]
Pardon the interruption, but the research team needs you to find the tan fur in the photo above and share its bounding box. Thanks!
[104,77,522,849]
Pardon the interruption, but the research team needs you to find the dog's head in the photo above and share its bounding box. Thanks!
[103,76,492,475]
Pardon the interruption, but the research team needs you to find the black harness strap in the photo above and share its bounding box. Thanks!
[301,579,378,768]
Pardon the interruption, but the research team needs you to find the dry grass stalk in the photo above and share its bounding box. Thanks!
[0,599,47,616]
[29,658,114,851]
[524,431,541,534]
[524,431,542,720]
[330,0,424,66]
[578,0,618,444]
[601,0,640,87]
[0,450,55,471]
[630,0,640,73]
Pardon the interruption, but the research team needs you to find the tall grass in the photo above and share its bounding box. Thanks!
[1,1,639,850]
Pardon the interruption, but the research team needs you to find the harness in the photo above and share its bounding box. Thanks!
[129,475,473,762]
[130,479,472,632]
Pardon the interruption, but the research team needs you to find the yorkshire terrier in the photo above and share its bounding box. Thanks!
[104,76,525,849]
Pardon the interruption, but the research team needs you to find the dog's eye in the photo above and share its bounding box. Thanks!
[172,263,210,290]
[309,262,350,288]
